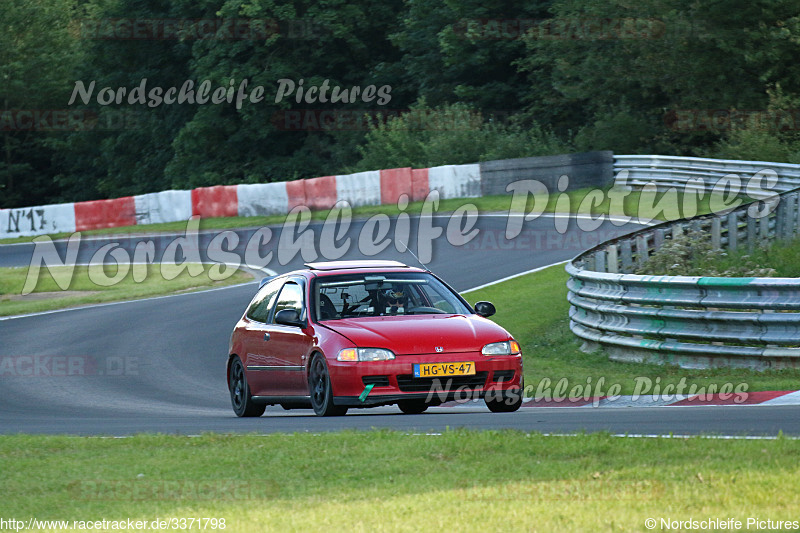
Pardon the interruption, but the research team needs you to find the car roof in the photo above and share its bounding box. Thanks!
[304,260,418,272]
[257,262,428,288]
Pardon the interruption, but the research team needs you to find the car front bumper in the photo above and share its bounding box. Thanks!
[328,351,523,406]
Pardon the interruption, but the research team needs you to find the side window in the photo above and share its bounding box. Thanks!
[246,279,282,323]
[417,283,457,313]
[272,282,305,322]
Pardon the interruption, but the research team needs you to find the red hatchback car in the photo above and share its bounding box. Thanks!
[227,260,524,416]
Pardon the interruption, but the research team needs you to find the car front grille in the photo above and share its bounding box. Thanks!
[362,375,390,387]
[396,372,488,393]
[492,370,515,383]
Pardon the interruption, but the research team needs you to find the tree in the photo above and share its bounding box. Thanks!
[0,0,80,207]
[53,0,199,201]
[518,0,800,155]
[164,0,407,188]
[391,0,551,113]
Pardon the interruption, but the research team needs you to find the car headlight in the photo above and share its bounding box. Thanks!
[482,340,520,356]
[337,348,396,362]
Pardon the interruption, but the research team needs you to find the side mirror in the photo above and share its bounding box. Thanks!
[474,301,496,318]
[275,309,304,327]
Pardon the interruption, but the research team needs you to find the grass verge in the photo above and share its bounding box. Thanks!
[640,229,800,278]
[0,264,252,317]
[465,264,800,394]
[0,187,740,244]
[0,431,798,532]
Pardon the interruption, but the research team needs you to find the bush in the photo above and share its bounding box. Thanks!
[708,129,800,164]
[636,230,777,277]
[351,102,568,171]
[704,87,800,164]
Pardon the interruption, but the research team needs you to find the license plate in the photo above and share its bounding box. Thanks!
[413,362,475,378]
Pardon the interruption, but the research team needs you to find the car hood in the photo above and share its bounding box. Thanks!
[322,314,510,355]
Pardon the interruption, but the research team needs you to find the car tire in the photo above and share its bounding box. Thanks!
[309,354,348,417]
[398,400,429,414]
[229,356,266,417]
[485,388,523,413]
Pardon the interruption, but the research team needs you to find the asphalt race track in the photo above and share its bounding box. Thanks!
[2,213,798,437]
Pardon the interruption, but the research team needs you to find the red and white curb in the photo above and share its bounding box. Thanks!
[435,391,800,409]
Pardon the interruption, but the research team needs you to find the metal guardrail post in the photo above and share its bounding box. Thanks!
[747,215,757,252]
[795,193,800,235]
[727,212,738,252]
[594,251,606,273]
[654,228,665,249]
[711,218,722,251]
[635,235,648,269]
[788,193,798,239]
[607,245,619,273]
[620,241,633,272]
[760,215,769,244]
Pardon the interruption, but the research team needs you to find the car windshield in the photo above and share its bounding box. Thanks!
[313,272,471,320]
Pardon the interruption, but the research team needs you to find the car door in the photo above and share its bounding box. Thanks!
[261,279,313,396]
[239,278,282,396]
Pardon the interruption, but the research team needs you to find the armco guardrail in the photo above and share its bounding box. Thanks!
[614,154,800,198]
[568,155,800,369]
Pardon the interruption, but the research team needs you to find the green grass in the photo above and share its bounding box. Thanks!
[0,187,739,244]
[465,265,800,394]
[0,264,253,317]
[0,431,798,532]
[743,238,800,277]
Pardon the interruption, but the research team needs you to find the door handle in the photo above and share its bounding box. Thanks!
[264,333,270,341]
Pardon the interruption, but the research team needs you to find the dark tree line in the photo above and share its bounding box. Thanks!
[2,0,800,208]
